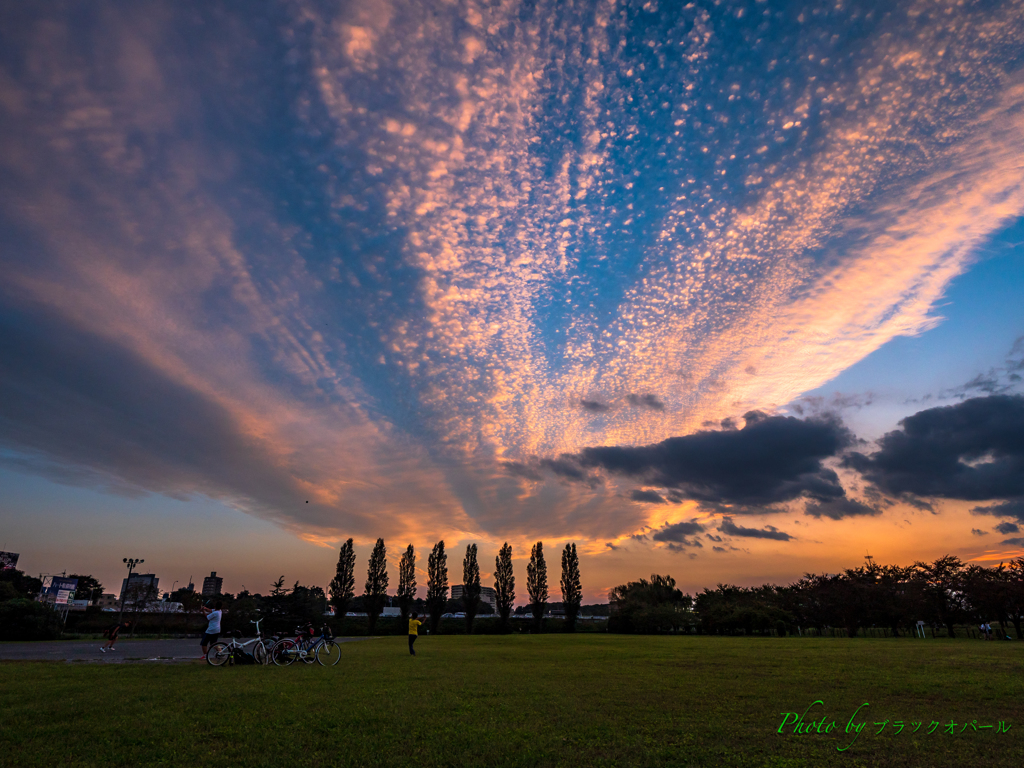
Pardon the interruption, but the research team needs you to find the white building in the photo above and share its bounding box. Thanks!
[451,584,498,612]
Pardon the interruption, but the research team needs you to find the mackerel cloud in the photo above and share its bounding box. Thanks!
[2,0,1024,545]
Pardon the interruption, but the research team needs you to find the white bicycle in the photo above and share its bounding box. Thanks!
[206,619,270,666]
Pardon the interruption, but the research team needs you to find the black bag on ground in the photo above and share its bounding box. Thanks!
[230,647,257,665]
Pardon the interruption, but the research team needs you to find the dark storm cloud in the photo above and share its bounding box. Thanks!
[995,521,1020,534]
[1000,537,1024,546]
[971,528,989,536]
[630,489,666,504]
[972,499,1024,524]
[719,517,793,541]
[0,306,309,518]
[652,520,705,543]
[572,412,853,506]
[803,498,882,520]
[900,496,935,512]
[626,394,665,411]
[580,400,611,413]
[843,395,1024,501]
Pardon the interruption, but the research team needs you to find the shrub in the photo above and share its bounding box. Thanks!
[0,599,63,641]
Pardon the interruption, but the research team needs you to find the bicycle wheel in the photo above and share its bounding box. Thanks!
[252,641,268,666]
[271,638,298,667]
[207,642,232,667]
[316,640,341,667]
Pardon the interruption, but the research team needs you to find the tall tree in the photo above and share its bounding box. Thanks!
[560,544,582,632]
[914,555,967,638]
[1007,558,1024,640]
[426,541,449,633]
[270,576,288,597]
[329,538,356,618]
[527,541,548,633]
[462,544,481,634]
[494,543,515,631]
[364,538,389,634]
[397,545,417,622]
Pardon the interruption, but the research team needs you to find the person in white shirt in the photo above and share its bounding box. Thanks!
[200,601,223,659]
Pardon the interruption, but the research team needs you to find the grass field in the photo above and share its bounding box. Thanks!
[1,635,1021,767]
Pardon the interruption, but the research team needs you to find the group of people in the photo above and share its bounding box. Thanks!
[98,600,224,657]
[978,622,1011,640]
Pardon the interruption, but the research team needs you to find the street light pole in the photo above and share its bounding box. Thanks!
[118,557,144,624]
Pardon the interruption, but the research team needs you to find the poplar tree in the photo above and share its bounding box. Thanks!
[462,544,481,634]
[561,543,582,632]
[397,544,417,622]
[527,541,548,633]
[426,541,449,633]
[494,542,515,631]
[329,538,356,618]
[364,538,389,634]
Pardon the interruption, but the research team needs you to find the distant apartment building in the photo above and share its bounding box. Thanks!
[451,584,498,612]
[96,593,119,610]
[202,571,223,597]
[120,573,159,601]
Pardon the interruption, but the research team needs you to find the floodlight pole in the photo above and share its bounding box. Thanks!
[118,557,144,624]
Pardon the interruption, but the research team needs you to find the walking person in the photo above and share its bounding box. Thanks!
[408,612,422,655]
[200,600,223,660]
[100,621,129,653]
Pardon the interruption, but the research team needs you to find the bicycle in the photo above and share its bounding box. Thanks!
[206,619,270,666]
[271,624,340,667]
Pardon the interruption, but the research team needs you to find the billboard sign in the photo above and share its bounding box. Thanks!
[37,577,77,606]
[49,577,78,605]
[0,551,19,570]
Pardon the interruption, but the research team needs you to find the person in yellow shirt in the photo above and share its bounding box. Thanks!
[408,612,423,655]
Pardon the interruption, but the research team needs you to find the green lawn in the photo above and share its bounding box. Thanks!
[1,635,1020,767]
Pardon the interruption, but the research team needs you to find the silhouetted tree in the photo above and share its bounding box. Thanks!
[527,541,548,633]
[964,562,1013,639]
[426,541,448,633]
[494,542,515,631]
[287,582,327,629]
[915,555,967,637]
[0,569,43,600]
[560,543,582,632]
[462,544,481,634]
[398,544,417,622]
[329,538,356,617]
[270,576,288,597]
[612,574,692,634]
[1007,558,1024,639]
[364,538,389,634]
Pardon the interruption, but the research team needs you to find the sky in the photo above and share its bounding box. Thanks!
[1,0,1023,603]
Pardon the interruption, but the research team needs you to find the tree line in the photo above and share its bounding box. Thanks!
[328,538,584,634]
[608,555,1024,638]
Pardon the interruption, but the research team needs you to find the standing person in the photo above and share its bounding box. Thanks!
[200,600,223,660]
[100,621,129,653]
[408,612,422,655]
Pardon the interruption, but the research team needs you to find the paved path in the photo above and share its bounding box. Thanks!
[0,637,369,663]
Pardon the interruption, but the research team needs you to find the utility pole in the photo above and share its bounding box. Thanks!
[118,558,144,625]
